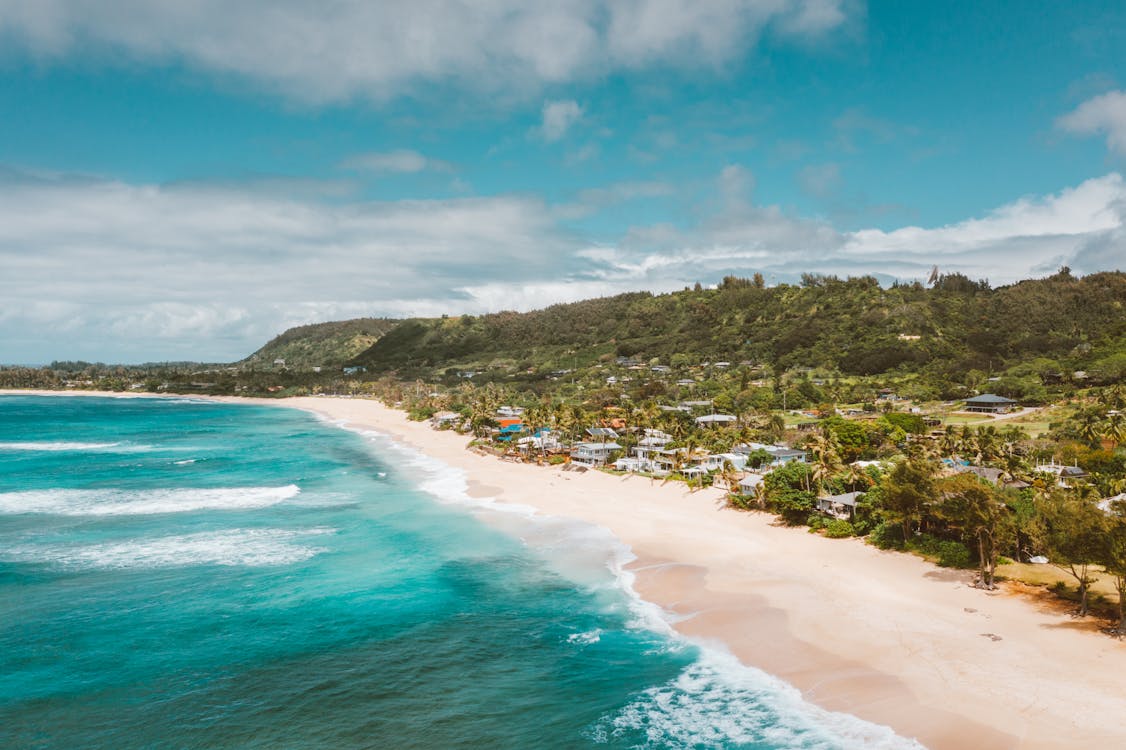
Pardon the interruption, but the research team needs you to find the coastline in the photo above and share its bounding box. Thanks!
[6,391,1126,748]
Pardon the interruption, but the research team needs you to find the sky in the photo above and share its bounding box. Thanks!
[1,1,1125,364]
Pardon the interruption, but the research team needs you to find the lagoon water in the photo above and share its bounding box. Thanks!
[0,395,915,749]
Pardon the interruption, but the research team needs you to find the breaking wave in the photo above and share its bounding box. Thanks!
[3,527,334,569]
[0,485,300,516]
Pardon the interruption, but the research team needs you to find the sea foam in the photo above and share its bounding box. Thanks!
[0,441,152,453]
[0,485,300,516]
[3,527,334,569]
[598,648,924,750]
[345,423,924,750]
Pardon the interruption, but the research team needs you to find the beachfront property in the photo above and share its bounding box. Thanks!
[738,473,764,494]
[692,452,747,472]
[962,393,1017,413]
[734,442,807,467]
[516,430,566,455]
[571,441,623,467]
[817,491,864,519]
[429,410,463,429]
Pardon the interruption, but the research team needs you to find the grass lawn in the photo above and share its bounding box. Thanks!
[997,561,1120,600]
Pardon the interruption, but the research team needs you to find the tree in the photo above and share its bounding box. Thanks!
[879,458,936,539]
[938,473,1012,589]
[764,461,816,525]
[807,432,843,495]
[1041,489,1108,616]
[1103,505,1126,635]
[717,460,743,496]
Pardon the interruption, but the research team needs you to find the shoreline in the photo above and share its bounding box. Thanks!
[5,390,1126,748]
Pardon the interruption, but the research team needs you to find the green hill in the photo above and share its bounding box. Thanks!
[347,270,1126,385]
[242,318,399,370]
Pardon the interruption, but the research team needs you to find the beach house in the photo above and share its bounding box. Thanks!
[571,441,622,467]
[817,491,864,519]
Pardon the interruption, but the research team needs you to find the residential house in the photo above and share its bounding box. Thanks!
[1033,462,1088,488]
[571,441,622,467]
[430,411,462,429]
[962,394,1017,414]
[738,473,765,495]
[735,442,807,467]
[817,491,864,519]
[695,413,737,427]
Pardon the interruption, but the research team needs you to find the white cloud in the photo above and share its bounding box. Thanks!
[1058,89,1126,155]
[1,168,1123,363]
[0,171,576,361]
[0,1,852,102]
[340,150,453,174]
[539,100,584,142]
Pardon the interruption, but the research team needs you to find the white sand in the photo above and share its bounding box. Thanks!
[7,390,1126,748]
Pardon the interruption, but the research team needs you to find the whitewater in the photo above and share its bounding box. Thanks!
[0,394,919,749]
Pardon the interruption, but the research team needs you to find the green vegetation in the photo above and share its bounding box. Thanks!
[350,270,1126,394]
[242,317,398,369]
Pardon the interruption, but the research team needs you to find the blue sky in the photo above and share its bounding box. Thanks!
[1,1,1125,363]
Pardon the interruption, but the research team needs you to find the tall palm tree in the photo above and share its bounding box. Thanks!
[808,432,843,495]
[1076,411,1103,449]
[1102,411,1125,450]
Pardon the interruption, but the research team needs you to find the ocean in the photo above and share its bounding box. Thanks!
[0,395,918,749]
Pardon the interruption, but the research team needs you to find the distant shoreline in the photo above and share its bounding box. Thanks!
[6,389,1126,749]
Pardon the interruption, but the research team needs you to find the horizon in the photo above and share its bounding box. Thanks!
[2,2,1125,363]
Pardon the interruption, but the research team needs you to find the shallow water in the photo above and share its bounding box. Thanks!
[0,395,918,749]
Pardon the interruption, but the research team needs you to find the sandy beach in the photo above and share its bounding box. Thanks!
[7,390,1126,748]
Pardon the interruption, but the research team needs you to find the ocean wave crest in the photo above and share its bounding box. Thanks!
[2,527,334,569]
[597,650,923,750]
[0,441,153,453]
[0,485,300,516]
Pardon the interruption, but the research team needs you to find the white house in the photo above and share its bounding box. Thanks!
[817,491,864,518]
[571,442,622,467]
[735,442,807,467]
[738,473,765,494]
[694,413,738,427]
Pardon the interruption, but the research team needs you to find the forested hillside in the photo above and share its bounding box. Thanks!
[349,270,1126,384]
[242,318,398,369]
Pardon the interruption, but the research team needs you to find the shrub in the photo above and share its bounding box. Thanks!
[935,541,972,568]
[869,521,906,549]
[825,519,855,538]
[547,455,567,465]
[807,514,826,530]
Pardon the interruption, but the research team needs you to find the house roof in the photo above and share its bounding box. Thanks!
[574,441,622,451]
[821,491,864,507]
[964,393,1016,405]
[695,414,737,423]
[964,465,1004,483]
[586,427,619,438]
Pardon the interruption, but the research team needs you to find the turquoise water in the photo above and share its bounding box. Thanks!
[0,395,915,749]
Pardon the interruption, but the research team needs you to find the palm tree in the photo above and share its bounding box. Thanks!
[808,432,843,496]
[845,461,874,491]
[1076,411,1103,449]
[1102,411,1125,450]
[717,459,742,497]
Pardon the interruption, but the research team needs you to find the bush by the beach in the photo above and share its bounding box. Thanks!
[825,519,855,538]
[869,521,906,549]
[909,534,972,568]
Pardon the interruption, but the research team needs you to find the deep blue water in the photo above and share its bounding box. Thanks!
[0,395,916,749]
